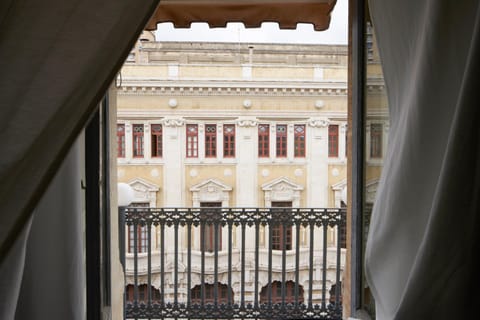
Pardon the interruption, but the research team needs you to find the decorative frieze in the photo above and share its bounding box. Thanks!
[308,118,330,128]
[236,119,258,127]
[162,118,185,127]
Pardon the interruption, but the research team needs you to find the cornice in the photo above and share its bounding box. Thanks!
[118,84,348,97]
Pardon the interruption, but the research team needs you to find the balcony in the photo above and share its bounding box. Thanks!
[122,207,346,319]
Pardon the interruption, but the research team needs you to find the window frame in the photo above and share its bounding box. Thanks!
[294,124,306,158]
[205,124,217,158]
[258,124,270,158]
[151,123,163,158]
[328,124,339,158]
[117,123,125,158]
[191,283,232,304]
[186,124,199,158]
[132,124,144,158]
[271,202,292,251]
[259,281,304,304]
[128,224,148,253]
[276,124,287,158]
[370,123,383,159]
[200,202,223,252]
[127,203,149,253]
[125,284,162,303]
[223,124,235,158]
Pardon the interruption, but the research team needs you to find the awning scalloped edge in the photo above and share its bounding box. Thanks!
[145,0,337,31]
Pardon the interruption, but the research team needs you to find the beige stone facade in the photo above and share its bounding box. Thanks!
[117,34,349,305]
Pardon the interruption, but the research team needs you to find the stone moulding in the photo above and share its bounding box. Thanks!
[119,85,348,97]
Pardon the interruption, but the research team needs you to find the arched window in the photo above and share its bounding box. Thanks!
[191,283,233,304]
[329,282,342,305]
[260,281,304,304]
[125,284,161,303]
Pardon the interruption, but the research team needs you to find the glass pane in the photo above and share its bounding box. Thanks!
[363,18,390,318]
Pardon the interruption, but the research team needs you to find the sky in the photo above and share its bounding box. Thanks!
[154,0,348,45]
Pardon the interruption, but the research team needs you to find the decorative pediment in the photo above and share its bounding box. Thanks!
[127,178,159,206]
[262,177,303,192]
[365,179,379,204]
[190,179,232,206]
[262,177,303,207]
[190,179,232,193]
[331,179,347,207]
[331,179,346,191]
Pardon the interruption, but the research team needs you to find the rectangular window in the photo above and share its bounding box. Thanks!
[328,125,339,157]
[205,124,217,158]
[223,124,235,157]
[258,124,270,157]
[128,225,148,253]
[186,124,198,158]
[200,202,222,252]
[370,123,383,158]
[132,124,144,158]
[117,124,125,158]
[294,124,306,157]
[271,202,292,250]
[276,125,287,157]
[127,203,149,253]
[151,124,162,158]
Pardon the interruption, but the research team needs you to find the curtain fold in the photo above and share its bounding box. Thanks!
[365,1,480,319]
[0,0,159,264]
[0,0,159,318]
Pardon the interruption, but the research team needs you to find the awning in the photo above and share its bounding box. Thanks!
[145,0,337,31]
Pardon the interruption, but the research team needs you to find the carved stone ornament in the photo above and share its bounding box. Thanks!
[190,178,233,207]
[262,177,303,207]
[163,118,185,127]
[237,119,258,127]
[127,178,160,207]
[308,118,330,128]
[365,180,379,203]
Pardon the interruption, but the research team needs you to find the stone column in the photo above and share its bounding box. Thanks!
[162,118,185,258]
[307,118,330,208]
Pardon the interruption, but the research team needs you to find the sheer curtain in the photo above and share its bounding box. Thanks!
[365,1,480,319]
[0,0,159,318]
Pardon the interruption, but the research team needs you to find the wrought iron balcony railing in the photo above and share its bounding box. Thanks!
[121,207,346,320]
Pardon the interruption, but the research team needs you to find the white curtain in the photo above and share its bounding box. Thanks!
[365,1,480,319]
[0,0,159,318]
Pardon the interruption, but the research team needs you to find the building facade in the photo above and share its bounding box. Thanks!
[117,33,349,306]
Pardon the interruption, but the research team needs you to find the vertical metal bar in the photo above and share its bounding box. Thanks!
[255,221,260,308]
[148,220,152,307]
[85,108,101,320]
[160,223,165,307]
[228,221,233,306]
[120,208,127,319]
[174,221,179,305]
[187,222,192,307]
[214,220,219,307]
[201,221,206,307]
[134,223,139,306]
[351,0,367,313]
[268,224,273,306]
[308,222,314,309]
[335,215,342,308]
[281,223,287,306]
[295,223,300,306]
[101,96,111,307]
[322,220,328,310]
[118,208,126,272]
[240,222,245,308]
